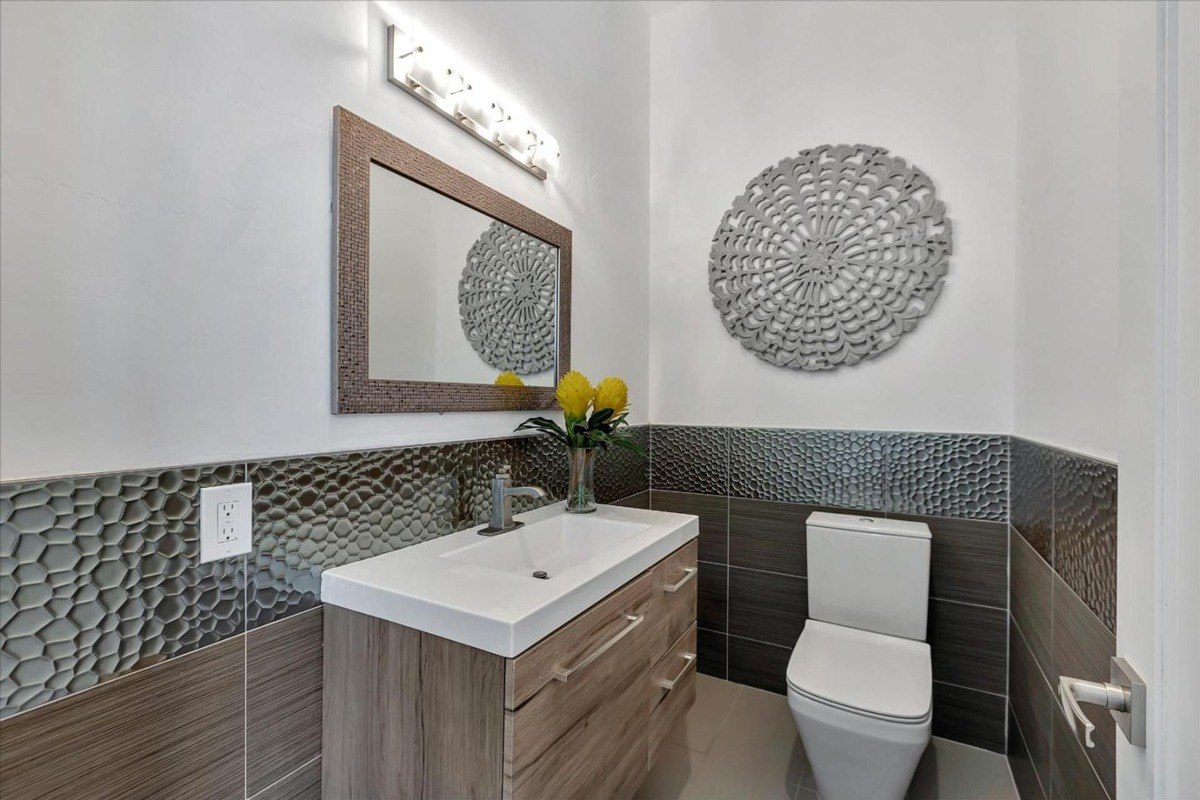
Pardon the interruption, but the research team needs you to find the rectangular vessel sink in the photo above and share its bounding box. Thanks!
[321,503,698,657]
[438,515,652,578]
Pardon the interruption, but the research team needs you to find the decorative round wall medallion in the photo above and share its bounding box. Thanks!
[708,144,953,371]
[459,221,558,375]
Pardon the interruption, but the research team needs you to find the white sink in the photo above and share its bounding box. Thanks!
[321,503,698,657]
[438,515,652,578]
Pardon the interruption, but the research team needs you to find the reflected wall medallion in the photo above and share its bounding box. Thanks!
[708,144,953,371]
[459,221,558,375]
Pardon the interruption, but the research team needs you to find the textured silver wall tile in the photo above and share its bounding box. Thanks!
[466,436,568,524]
[884,433,1009,521]
[246,444,472,628]
[1011,437,1055,563]
[729,428,888,509]
[650,426,729,495]
[0,464,243,718]
[1053,452,1117,632]
[594,425,649,504]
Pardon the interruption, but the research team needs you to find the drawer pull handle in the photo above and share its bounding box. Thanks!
[657,652,697,691]
[551,613,644,682]
[663,567,697,593]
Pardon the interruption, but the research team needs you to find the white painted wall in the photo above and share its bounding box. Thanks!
[1012,2,1121,462]
[647,0,1019,434]
[0,0,650,480]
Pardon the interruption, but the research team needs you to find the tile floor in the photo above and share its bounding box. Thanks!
[637,675,1018,800]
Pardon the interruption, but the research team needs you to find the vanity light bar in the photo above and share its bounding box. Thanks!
[386,24,559,180]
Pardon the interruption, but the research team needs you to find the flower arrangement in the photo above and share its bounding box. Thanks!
[515,371,644,455]
[515,371,644,513]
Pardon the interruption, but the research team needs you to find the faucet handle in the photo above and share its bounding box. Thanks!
[496,464,511,478]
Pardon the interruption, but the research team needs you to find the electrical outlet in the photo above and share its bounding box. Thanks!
[200,483,252,563]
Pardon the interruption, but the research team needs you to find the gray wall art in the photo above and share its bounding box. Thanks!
[709,144,953,371]
[458,220,558,375]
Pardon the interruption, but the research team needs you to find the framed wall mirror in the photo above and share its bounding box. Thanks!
[333,106,571,413]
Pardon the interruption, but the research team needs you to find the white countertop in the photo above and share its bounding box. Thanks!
[320,503,699,657]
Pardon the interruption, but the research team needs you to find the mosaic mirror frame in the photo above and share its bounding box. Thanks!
[333,106,572,413]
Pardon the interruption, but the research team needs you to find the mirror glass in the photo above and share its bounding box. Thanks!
[368,162,560,386]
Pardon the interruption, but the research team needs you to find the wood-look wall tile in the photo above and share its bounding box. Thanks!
[1053,575,1116,798]
[894,513,1007,608]
[1053,452,1117,632]
[611,490,650,509]
[0,636,245,800]
[931,681,1007,753]
[1009,618,1053,795]
[697,628,728,679]
[1051,704,1110,800]
[251,757,321,800]
[1011,528,1054,677]
[728,568,807,648]
[1010,437,1054,563]
[247,607,324,796]
[727,636,791,695]
[651,491,728,564]
[727,498,813,577]
[698,562,727,632]
[928,599,1007,695]
[1008,707,1047,800]
[650,426,729,495]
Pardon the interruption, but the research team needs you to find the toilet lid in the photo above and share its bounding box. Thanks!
[787,620,931,722]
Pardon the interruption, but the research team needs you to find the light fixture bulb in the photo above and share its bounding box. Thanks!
[406,46,455,99]
[496,114,536,156]
[530,132,560,174]
[456,84,503,134]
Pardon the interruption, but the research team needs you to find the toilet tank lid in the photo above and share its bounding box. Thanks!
[807,512,931,540]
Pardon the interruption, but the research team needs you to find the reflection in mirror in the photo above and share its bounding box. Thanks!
[368,163,559,386]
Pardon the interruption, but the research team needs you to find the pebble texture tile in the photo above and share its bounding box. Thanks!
[1011,437,1055,563]
[718,427,1006,520]
[884,433,1009,521]
[729,428,889,509]
[651,426,729,495]
[0,464,243,718]
[247,443,473,628]
[1053,451,1117,632]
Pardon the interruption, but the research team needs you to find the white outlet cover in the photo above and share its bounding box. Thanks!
[200,483,253,563]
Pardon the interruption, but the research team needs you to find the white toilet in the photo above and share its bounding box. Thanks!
[787,512,933,800]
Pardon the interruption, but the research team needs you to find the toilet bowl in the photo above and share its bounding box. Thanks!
[787,620,931,800]
[788,512,933,800]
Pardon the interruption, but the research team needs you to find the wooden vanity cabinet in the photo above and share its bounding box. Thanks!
[323,539,699,800]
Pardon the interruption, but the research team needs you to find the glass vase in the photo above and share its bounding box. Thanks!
[566,447,598,514]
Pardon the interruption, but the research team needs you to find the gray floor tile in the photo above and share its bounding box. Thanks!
[668,673,743,755]
[644,678,1017,800]
[636,743,705,800]
[907,737,1018,800]
[680,685,808,800]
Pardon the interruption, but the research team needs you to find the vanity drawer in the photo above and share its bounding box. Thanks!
[505,571,656,709]
[648,624,698,766]
[504,573,656,799]
[649,540,698,659]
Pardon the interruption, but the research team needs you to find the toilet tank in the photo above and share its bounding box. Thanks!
[806,512,931,641]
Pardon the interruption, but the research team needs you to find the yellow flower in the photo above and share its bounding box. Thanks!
[593,376,629,416]
[555,370,594,419]
[494,371,524,387]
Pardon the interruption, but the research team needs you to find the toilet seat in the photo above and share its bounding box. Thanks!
[786,620,931,724]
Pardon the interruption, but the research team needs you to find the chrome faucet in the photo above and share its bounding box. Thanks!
[480,465,547,535]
